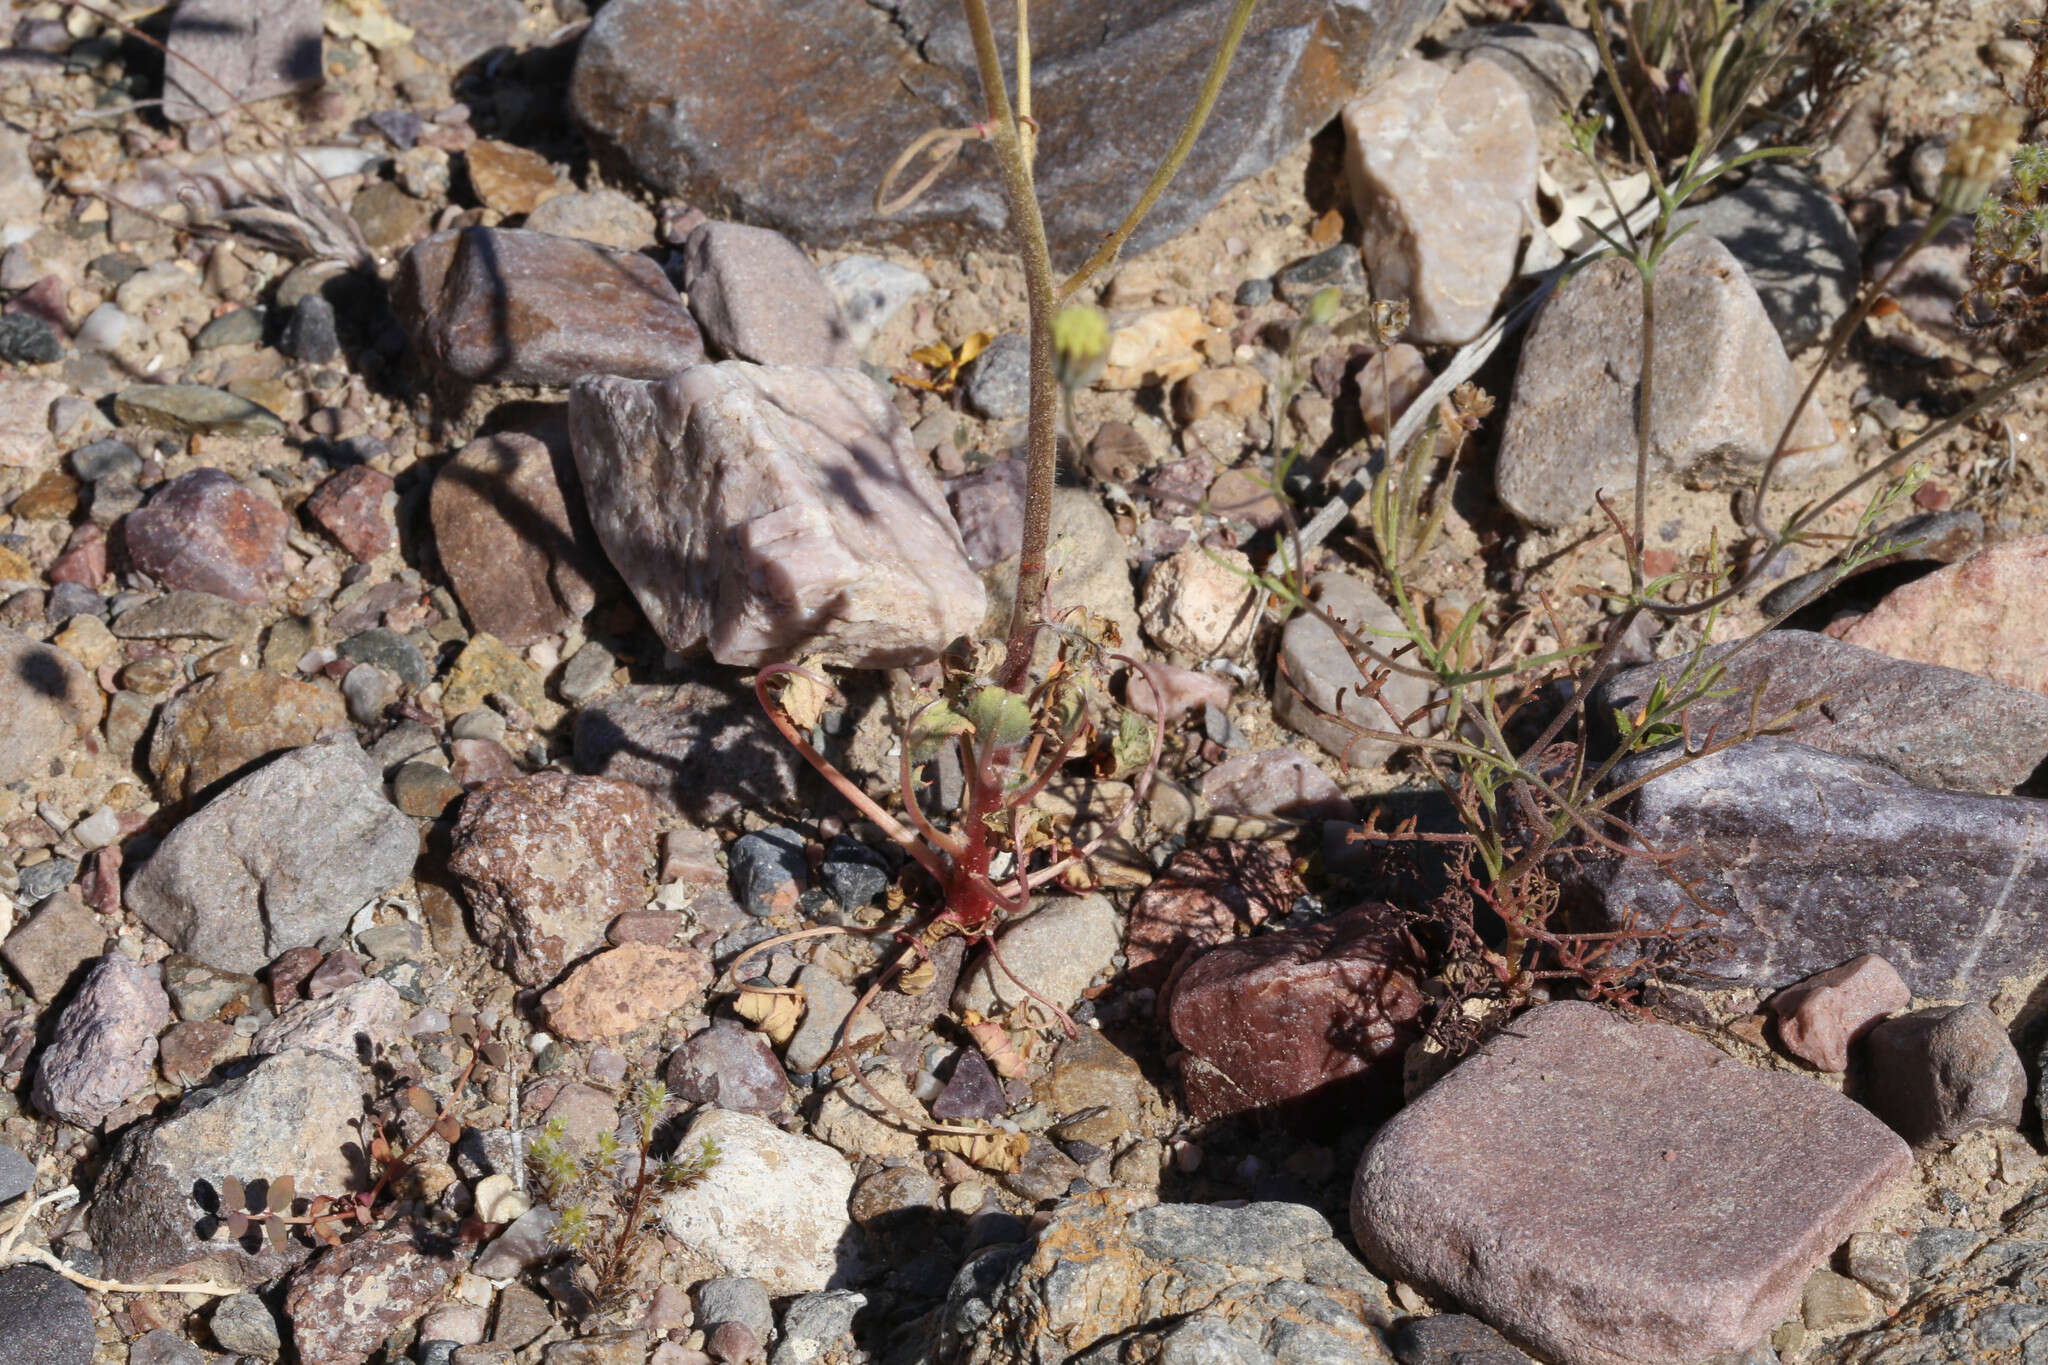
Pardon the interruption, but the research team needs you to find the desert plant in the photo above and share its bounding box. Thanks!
[526,1081,720,1316]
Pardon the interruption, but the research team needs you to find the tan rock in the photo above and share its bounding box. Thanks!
[465,140,563,216]
[1101,307,1219,390]
[543,943,711,1041]
[1835,536,2048,696]
[1138,544,1261,660]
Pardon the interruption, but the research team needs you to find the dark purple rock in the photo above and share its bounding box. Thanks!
[931,1047,1006,1122]
[1353,1001,1912,1365]
[1568,738,2048,997]
[1861,1004,2025,1147]
[568,0,1445,262]
[121,468,290,605]
[1593,630,2048,795]
[663,1021,788,1114]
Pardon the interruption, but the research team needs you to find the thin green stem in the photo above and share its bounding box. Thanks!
[1056,0,1261,299]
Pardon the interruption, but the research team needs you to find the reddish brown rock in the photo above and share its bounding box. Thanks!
[1167,906,1424,1123]
[1836,536,2048,697]
[284,1225,465,1365]
[48,524,107,588]
[465,140,561,216]
[121,468,289,604]
[543,942,711,1041]
[394,227,704,389]
[447,773,658,986]
[158,1018,241,1086]
[1352,1001,1912,1365]
[430,432,602,646]
[303,465,396,562]
[1126,843,1302,989]
[1768,954,1910,1073]
[146,668,350,802]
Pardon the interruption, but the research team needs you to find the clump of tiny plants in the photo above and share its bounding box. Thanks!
[526,1081,721,1316]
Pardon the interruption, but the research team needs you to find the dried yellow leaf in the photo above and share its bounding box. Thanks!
[776,670,831,732]
[966,1017,1030,1078]
[930,1129,1029,1173]
[733,986,803,1045]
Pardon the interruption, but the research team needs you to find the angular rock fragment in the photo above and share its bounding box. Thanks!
[121,468,290,604]
[1569,738,2048,997]
[129,736,418,975]
[284,1224,466,1365]
[933,1189,1396,1365]
[146,667,350,802]
[1439,22,1599,111]
[448,773,658,986]
[542,943,711,1042]
[1495,233,1842,529]
[1352,1002,1910,1365]
[2,891,104,1003]
[681,222,858,367]
[394,227,704,389]
[571,0,1444,260]
[1768,954,1910,1073]
[658,1109,853,1295]
[1861,1004,2025,1148]
[164,0,323,124]
[952,894,1119,1021]
[32,953,169,1127]
[1168,906,1423,1123]
[1835,535,2048,698]
[1344,57,1539,344]
[1593,631,2048,795]
[429,432,603,646]
[1273,571,1433,771]
[568,362,983,667]
[91,1049,364,1287]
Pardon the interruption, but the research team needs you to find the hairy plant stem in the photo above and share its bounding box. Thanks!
[958,0,1060,692]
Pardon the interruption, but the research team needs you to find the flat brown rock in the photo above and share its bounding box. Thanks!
[1351,1001,1910,1365]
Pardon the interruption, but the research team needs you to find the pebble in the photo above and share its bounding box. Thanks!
[0,313,60,365]
[1101,306,1216,389]
[74,304,141,354]
[820,256,929,351]
[664,1021,789,1115]
[1271,243,1367,306]
[568,363,983,668]
[541,942,711,1041]
[31,953,169,1127]
[129,736,418,975]
[0,626,102,784]
[729,826,807,919]
[1389,1313,1534,1365]
[341,662,397,725]
[953,893,1120,1022]
[658,1109,854,1295]
[1200,748,1350,822]
[304,465,395,562]
[395,227,704,388]
[465,140,561,216]
[819,834,889,909]
[1353,1002,1910,1365]
[1862,1004,2025,1147]
[194,309,265,350]
[0,1267,95,1365]
[1,891,105,1002]
[1495,232,1843,529]
[113,385,287,439]
[338,628,428,688]
[680,221,858,368]
[146,667,349,800]
[1344,57,1538,344]
[282,294,341,364]
[963,333,1031,421]
[0,1146,34,1205]
[251,977,405,1062]
[1358,343,1431,437]
[784,963,880,1074]
[1138,544,1260,660]
[693,1278,773,1344]
[430,431,602,647]
[1169,906,1423,1123]
[521,188,658,251]
[1439,21,1599,111]
[768,1291,864,1365]
[209,1295,284,1359]
[471,1208,560,1281]
[392,762,463,818]
[556,640,616,704]
[448,773,658,986]
[1767,954,1911,1072]
[1126,843,1302,989]
[931,1047,1007,1121]
[122,468,290,605]
[1672,165,1860,353]
[1272,570,1433,771]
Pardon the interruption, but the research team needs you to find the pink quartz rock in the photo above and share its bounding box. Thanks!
[1124,661,1232,722]
[1836,535,2048,696]
[121,468,288,604]
[303,464,396,562]
[567,362,984,668]
[1768,953,1911,1072]
[48,523,107,587]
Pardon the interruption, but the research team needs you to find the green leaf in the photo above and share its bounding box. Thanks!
[908,701,973,760]
[966,686,1034,748]
[1103,708,1155,781]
